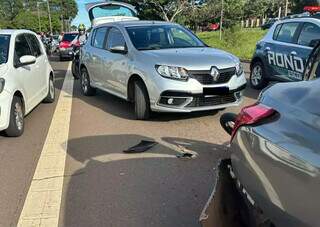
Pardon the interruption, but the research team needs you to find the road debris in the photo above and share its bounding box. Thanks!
[123,140,157,153]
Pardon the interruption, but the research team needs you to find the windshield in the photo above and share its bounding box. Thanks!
[91,5,136,19]
[63,34,78,42]
[0,35,10,64]
[126,25,206,50]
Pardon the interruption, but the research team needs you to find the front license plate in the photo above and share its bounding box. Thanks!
[203,87,229,95]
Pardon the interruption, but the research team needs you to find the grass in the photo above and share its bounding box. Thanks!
[197,28,267,61]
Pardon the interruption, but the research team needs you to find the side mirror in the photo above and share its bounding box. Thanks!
[309,39,320,48]
[17,55,36,67]
[110,45,127,54]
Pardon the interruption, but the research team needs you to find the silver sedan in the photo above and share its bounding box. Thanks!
[80,20,247,119]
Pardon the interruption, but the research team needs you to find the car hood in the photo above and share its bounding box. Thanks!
[0,64,8,77]
[141,48,239,70]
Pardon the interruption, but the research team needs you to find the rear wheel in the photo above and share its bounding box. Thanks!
[5,97,24,137]
[43,75,55,103]
[80,67,96,96]
[72,61,80,79]
[134,80,150,120]
[250,61,268,90]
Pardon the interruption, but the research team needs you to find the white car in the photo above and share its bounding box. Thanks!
[0,30,55,137]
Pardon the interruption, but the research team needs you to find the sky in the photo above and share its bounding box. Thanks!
[72,0,99,27]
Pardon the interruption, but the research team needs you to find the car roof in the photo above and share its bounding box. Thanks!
[277,16,320,25]
[0,29,36,36]
[95,20,177,29]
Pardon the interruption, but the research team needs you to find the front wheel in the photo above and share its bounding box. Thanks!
[134,80,150,120]
[5,97,24,137]
[250,61,268,90]
[80,68,96,96]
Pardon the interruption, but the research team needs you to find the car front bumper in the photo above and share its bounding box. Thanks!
[149,73,247,113]
[0,90,12,131]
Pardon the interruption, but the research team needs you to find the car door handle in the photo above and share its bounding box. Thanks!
[291,51,297,56]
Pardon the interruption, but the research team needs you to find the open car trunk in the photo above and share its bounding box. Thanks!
[86,1,139,26]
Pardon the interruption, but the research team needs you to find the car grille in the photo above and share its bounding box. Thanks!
[186,94,236,107]
[189,67,236,85]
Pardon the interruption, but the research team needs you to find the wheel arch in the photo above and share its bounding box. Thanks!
[250,56,264,71]
[13,90,26,114]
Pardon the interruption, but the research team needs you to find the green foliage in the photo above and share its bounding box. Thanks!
[198,28,267,60]
[0,0,77,33]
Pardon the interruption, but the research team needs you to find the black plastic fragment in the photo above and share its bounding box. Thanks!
[123,140,157,153]
[176,152,195,159]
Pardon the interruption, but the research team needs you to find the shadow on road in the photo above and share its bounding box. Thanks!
[71,78,221,121]
[59,134,229,227]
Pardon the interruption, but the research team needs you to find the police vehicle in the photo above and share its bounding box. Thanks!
[250,7,320,89]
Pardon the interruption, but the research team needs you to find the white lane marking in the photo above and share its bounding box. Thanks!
[18,63,74,227]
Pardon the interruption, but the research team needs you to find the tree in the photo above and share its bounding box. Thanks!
[0,0,77,32]
[125,0,191,22]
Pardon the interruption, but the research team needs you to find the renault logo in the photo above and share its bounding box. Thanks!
[210,67,220,81]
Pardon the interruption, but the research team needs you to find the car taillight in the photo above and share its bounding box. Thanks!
[231,103,276,140]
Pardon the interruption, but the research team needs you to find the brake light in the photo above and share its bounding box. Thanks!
[231,103,276,140]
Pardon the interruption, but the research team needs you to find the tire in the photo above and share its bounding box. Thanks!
[250,61,268,90]
[43,76,55,103]
[5,97,24,137]
[80,67,96,96]
[72,61,80,80]
[134,80,150,120]
[220,113,237,136]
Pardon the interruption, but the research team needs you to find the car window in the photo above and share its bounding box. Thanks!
[170,27,199,47]
[275,22,300,43]
[26,34,42,57]
[62,33,78,42]
[273,24,282,40]
[0,35,10,64]
[93,27,108,49]
[298,23,320,46]
[14,34,32,64]
[126,25,205,50]
[106,28,126,50]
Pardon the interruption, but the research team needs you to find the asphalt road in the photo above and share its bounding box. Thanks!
[0,60,259,227]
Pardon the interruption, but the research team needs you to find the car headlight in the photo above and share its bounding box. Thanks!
[0,78,5,94]
[236,62,244,76]
[156,65,189,81]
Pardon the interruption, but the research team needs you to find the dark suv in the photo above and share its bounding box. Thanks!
[250,17,320,89]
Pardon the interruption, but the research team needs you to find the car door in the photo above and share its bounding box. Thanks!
[26,33,48,100]
[87,27,108,87]
[103,27,129,97]
[295,22,320,77]
[266,22,302,81]
[13,34,39,110]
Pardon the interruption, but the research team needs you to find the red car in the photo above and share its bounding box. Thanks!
[59,32,78,61]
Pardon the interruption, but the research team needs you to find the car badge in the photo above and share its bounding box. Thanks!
[210,67,220,81]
